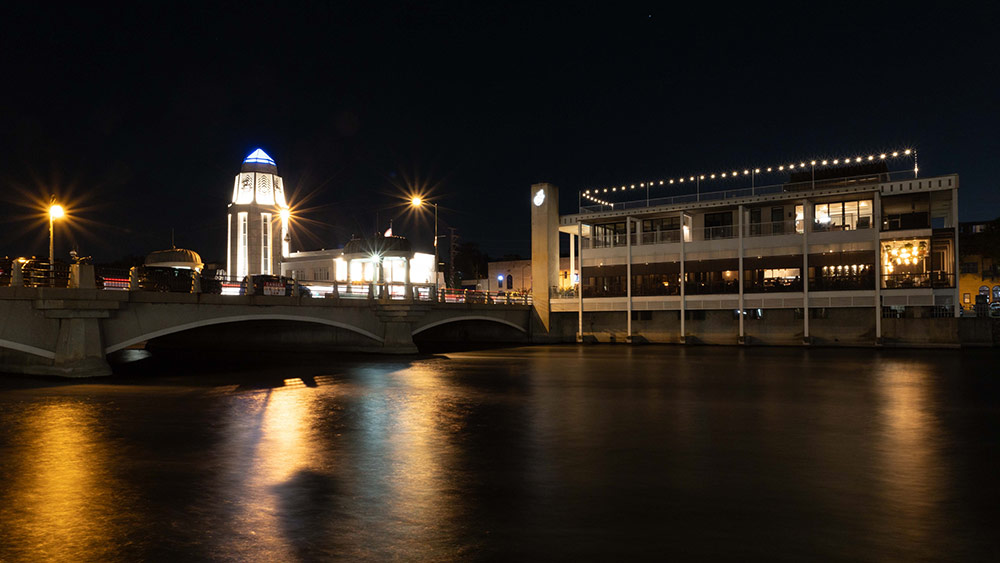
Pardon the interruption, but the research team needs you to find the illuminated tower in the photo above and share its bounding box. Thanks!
[226,149,290,279]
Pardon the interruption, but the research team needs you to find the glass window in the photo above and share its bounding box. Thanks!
[829,202,843,226]
[815,204,830,225]
[858,200,873,229]
[844,201,859,228]
[994,286,1000,302]
[795,205,804,233]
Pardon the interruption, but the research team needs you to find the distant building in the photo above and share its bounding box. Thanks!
[226,149,290,279]
[487,257,571,293]
[279,235,435,296]
[958,219,1000,310]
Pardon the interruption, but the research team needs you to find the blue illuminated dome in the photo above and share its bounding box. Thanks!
[241,148,277,173]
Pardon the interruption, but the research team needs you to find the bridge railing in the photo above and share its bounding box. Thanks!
[10,265,533,306]
[0,258,70,288]
[437,287,532,305]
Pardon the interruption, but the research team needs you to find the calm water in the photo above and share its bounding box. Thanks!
[0,346,998,561]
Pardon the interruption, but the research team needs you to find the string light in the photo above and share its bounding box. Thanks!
[581,148,916,199]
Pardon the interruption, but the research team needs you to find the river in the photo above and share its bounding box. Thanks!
[0,346,997,561]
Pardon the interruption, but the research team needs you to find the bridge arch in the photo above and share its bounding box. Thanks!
[104,314,385,354]
[0,338,56,360]
[411,315,528,336]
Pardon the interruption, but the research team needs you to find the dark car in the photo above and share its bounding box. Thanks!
[240,274,312,297]
[138,266,196,293]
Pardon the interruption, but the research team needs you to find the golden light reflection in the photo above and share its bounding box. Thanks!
[877,363,944,545]
[2,401,124,560]
[210,385,328,561]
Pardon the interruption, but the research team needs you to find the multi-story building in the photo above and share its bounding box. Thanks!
[530,153,961,345]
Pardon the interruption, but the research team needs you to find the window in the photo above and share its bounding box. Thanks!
[994,286,1000,303]
[631,311,653,321]
[704,212,733,239]
[261,213,272,274]
[963,293,971,304]
[961,262,979,274]
[814,199,873,230]
[506,275,513,290]
[237,212,249,279]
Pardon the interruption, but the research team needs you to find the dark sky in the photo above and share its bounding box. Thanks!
[2,3,997,263]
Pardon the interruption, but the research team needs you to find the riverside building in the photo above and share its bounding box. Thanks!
[531,150,961,345]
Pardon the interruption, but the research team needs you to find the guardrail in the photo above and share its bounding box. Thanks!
[2,263,532,306]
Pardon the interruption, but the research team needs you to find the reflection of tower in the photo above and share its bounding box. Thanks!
[226,149,290,279]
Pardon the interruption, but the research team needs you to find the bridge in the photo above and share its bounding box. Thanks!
[0,282,537,378]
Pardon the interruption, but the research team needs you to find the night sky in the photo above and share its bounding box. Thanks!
[2,3,997,264]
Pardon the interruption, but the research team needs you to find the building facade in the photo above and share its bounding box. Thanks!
[226,149,290,279]
[534,160,961,345]
[957,219,1000,311]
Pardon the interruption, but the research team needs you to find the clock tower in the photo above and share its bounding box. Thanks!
[226,149,290,279]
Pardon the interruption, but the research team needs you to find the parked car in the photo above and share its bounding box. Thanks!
[240,274,311,297]
[138,266,196,293]
[990,303,1000,318]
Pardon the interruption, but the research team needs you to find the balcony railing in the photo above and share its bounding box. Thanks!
[743,278,804,293]
[881,272,954,289]
[578,169,917,214]
[810,275,875,292]
[746,220,796,237]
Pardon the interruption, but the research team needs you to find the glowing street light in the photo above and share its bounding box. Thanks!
[410,196,439,290]
[48,196,65,286]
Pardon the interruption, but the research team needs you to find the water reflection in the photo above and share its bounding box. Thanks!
[207,382,333,560]
[1,400,130,561]
[0,347,996,560]
[876,360,945,553]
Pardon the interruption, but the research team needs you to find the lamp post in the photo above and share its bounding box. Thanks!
[410,197,438,292]
[48,196,65,287]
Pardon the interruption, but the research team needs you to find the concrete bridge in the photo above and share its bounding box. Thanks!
[0,286,536,377]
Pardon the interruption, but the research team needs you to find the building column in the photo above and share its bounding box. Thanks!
[569,230,576,293]
[331,259,339,297]
[738,204,745,344]
[952,182,961,317]
[680,212,687,344]
[577,221,584,341]
[404,256,412,302]
[874,191,882,343]
[802,199,811,344]
[626,216,633,339]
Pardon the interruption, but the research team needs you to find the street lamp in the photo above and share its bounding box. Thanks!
[410,196,438,290]
[48,196,65,286]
